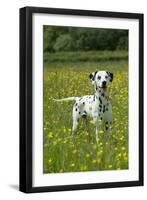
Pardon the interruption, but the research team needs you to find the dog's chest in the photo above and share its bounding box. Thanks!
[79,95,109,118]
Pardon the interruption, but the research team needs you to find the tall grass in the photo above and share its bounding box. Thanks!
[44,50,128,63]
[43,51,128,173]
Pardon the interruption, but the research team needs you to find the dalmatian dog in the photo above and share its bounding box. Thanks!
[54,71,113,143]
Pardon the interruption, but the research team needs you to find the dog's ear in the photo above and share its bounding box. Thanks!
[89,71,97,81]
[109,72,113,82]
[107,72,113,82]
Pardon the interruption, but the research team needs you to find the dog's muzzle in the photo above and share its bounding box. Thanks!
[98,81,107,93]
[98,86,107,93]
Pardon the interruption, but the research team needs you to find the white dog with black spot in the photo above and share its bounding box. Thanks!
[54,70,113,143]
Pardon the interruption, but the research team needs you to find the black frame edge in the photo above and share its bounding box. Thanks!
[19,6,144,193]
[139,14,144,186]
[28,181,142,193]
[19,7,33,193]
[21,6,143,19]
[19,7,27,192]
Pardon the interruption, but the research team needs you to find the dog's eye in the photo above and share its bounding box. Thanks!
[98,76,101,80]
[105,76,108,79]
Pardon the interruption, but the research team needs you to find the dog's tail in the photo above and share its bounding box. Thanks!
[53,97,78,102]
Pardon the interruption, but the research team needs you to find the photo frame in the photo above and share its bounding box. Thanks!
[19,6,144,193]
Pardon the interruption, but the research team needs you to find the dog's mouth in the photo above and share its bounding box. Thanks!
[98,86,107,93]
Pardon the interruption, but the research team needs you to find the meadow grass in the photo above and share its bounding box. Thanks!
[43,51,128,173]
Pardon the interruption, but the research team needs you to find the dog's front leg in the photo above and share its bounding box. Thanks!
[105,121,111,139]
[93,117,99,144]
[72,118,79,136]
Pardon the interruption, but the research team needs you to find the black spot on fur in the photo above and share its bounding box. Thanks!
[106,108,108,111]
[99,109,102,112]
[99,104,102,108]
[89,73,93,79]
[75,103,78,106]
[101,117,103,120]
[106,126,109,130]
[89,71,97,81]
[99,113,101,117]
[79,112,81,114]
[98,75,101,80]
[107,71,113,82]
[75,108,77,111]
[84,111,87,114]
[99,97,102,104]
[82,114,87,119]
[105,121,108,124]
[79,97,83,101]
[102,93,105,97]
[103,105,105,113]
[93,95,95,101]
[83,102,85,105]
[109,73,113,82]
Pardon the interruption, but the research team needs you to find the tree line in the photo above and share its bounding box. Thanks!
[43,26,128,52]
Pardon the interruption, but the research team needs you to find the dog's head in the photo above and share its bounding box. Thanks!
[89,71,113,94]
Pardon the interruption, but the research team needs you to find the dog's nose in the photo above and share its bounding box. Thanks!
[102,81,106,86]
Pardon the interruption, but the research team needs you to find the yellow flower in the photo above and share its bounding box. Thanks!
[92,159,101,164]
[48,159,52,164]
[48,132,53,138]
[118,153,122,157]
[123,152,127,157]
[93,144,97,150]
[90,120,94,124]
[72,149,77,154]
[124,157,128,161]
[53,141,57,145]
[99,130,104,134]
[97,150,103,156]
[108,165,112,169]
[80,165,88,171]
[120,136,124,141]
[59,169,63,173]
[86,153,90,158]
[70,163,75,167]
[58,138,62,142]
[121,147,126,150]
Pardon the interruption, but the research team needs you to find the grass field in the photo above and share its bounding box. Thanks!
[43,50,128,173]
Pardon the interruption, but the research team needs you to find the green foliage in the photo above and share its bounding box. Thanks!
[117,36,128,50]
[54,34,75,51]
[43,26,128,52]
